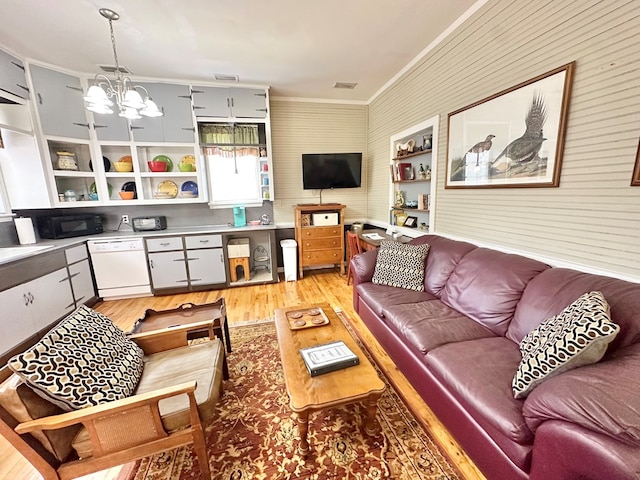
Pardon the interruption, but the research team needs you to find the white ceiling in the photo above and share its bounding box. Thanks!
[0,0,481,102]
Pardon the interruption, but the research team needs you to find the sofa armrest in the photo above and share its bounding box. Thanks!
[351,249,379,286]
[522,343,640,447]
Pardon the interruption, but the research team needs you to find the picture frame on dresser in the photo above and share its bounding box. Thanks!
[631,137,640,186]
[446,62,575,189]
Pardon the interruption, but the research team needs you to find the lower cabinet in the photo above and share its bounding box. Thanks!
[146,234,226,293]
[65,244,97,307]
[0,266,74,357]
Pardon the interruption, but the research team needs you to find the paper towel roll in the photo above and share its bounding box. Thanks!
[15,217,36,245]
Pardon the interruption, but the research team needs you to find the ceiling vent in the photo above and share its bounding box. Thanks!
[99,65,132,74]
[333,82,358,89]
[214,74,239,82]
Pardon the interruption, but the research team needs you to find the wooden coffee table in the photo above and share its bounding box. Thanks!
[274,303,385,455]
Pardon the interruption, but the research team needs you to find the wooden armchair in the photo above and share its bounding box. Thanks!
[0,319,225,480]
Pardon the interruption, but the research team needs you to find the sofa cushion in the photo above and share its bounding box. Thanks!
[408,235,477,296]
[522,342,640,447]
[425,337,534,451]
[72,339,225,459]
[9,305,144,411]
[372,241,430,291]
[384,300,496,353]
[356,282,437,318]
[0,373,80,462]
[512,291,619,399]
[508,267,640,352]
[440,247,549,336]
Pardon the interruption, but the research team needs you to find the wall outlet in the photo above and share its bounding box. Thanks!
[121,214,130,224]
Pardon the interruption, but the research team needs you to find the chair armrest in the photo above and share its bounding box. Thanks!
[15,380,198,434]
[129,320,216,354]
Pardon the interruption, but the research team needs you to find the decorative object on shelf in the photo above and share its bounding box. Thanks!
[156,180,178,198]
[419,222,429,231]
[260,213,271,225]
[180,180,198,197]
[404,216,418,228]
[405,200,418,208]
[446,62,574,188]
[89,156,111,172]
[56,151,78,171]
[418,193,430,211]
[631,137,640,186]
[396,213,408,227]
[113,161,133,172]
[147,160,168,172]
[394,190,405,207]
[422,134,432,150]
[118,191,134,200]
[63,189,77,202]
[179,155,196,172]
[83,8,163,120]
[396,139,415,157]
[152,154,173,172]
[418,163,427,180]
[397,162,413,181]
[118,155,132,163]
[122,181,137,199]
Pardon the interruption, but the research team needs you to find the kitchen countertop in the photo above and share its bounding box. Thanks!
[0,223,277,266]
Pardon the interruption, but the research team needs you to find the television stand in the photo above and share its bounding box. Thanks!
[294,204,346,279]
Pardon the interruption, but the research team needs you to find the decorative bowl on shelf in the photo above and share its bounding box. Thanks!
[178,163,194,172]
[148,161,168,172]
[113,161,133,172]
[118,191,135,200]
[152,155,173,172]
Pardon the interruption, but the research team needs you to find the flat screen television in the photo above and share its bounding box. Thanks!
[302,153,362,189]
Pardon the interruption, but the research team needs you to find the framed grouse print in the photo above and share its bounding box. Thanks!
[445,62,574,188]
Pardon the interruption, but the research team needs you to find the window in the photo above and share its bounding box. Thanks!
[200,123,265,206]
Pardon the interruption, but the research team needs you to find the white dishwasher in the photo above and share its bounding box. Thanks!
[88,238,151,300]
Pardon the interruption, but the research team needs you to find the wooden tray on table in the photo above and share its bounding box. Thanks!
[286,306,330,330]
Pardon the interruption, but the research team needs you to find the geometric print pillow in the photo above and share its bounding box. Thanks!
[512,291,619,399]
[9,305,144,411]
[372,241,430,292]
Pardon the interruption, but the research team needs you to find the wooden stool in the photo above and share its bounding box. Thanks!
[229,256,250,282]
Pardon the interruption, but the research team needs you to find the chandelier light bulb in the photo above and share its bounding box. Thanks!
[119,107,142,120]
[140,99,163,117]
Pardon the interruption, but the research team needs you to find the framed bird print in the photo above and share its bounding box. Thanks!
[445,62,575,188]
[631,137,640,186]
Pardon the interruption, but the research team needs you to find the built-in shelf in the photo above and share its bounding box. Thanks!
[392,149,432,162]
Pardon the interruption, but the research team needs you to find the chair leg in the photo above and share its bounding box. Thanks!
[347,262,352,285]
[192,424,211,479]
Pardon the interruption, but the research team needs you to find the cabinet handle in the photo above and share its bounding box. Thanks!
[199,240,210,244]
[149,259,154,268]
[66,85,83,92]
[187,257,199,261]
[23,293,30,306]
[227,98,231,108]
[173,258,187,262]
[37,93,43,104]
[16,84,29,93]
[65,301,75,309]
[191,278,202,282]
[182,127,196,132]
[192,105,206,110]
[59,276,70,283]
[176,279,189,283]
[93,124,108,129]
[160,242,171,246]
[254,93,267,98]
[130,125,145,130]
[76,296,86,303]
[256,108,268,113]
[191,89,204,95]
[178,94,193,100]
[11,61,25,71]
[69,272,80,279]
[73,122,90,129]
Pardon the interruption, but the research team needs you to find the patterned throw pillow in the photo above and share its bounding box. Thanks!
[372,241,430,291]
[512,291,619,399]
[9,305,144,411]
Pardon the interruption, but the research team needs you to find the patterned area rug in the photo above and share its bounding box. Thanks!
[128,316,460,480]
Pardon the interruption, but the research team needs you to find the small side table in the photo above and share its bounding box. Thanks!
[229,256,250,282]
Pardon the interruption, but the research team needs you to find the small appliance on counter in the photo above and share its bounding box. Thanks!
[233,206,246,227]
[37,214,103,239]
[132,216,167,232]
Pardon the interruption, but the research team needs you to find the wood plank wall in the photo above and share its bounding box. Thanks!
[269,100,368,224]
[367,0,640,280]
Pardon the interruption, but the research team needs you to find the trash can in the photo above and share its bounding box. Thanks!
[280,239,297,281]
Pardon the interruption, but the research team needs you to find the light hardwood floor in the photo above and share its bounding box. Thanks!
[0,269,485,480]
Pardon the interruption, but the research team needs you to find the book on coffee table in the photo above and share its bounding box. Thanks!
[300,340,360,376]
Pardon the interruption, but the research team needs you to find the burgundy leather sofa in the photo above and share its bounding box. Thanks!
[351,234,640,480]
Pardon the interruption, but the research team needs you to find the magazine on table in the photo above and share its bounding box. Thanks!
[300,340,360,376]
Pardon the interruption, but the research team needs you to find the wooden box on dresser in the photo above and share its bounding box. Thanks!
[294,204,346,279]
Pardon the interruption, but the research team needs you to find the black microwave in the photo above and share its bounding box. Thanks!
[37,214,104,239]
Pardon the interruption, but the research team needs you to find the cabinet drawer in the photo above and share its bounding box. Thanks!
[301,249,342,265]
[65,244,88,264]
[301,237,341,250]
[146,237,183,252]
[185,234,222,249]
[301,226,342,238]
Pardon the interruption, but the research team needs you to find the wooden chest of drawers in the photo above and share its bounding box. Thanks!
[294,204,346,279]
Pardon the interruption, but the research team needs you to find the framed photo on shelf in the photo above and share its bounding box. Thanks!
[396,213,408,227]
[446,62,574,189]
[404,216,418,228]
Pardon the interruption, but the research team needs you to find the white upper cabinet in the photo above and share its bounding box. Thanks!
[130,83,195,143]
[92,110,130,141]
[192,86,268,118]
[29,65,90,139]
[0,49,29,99]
